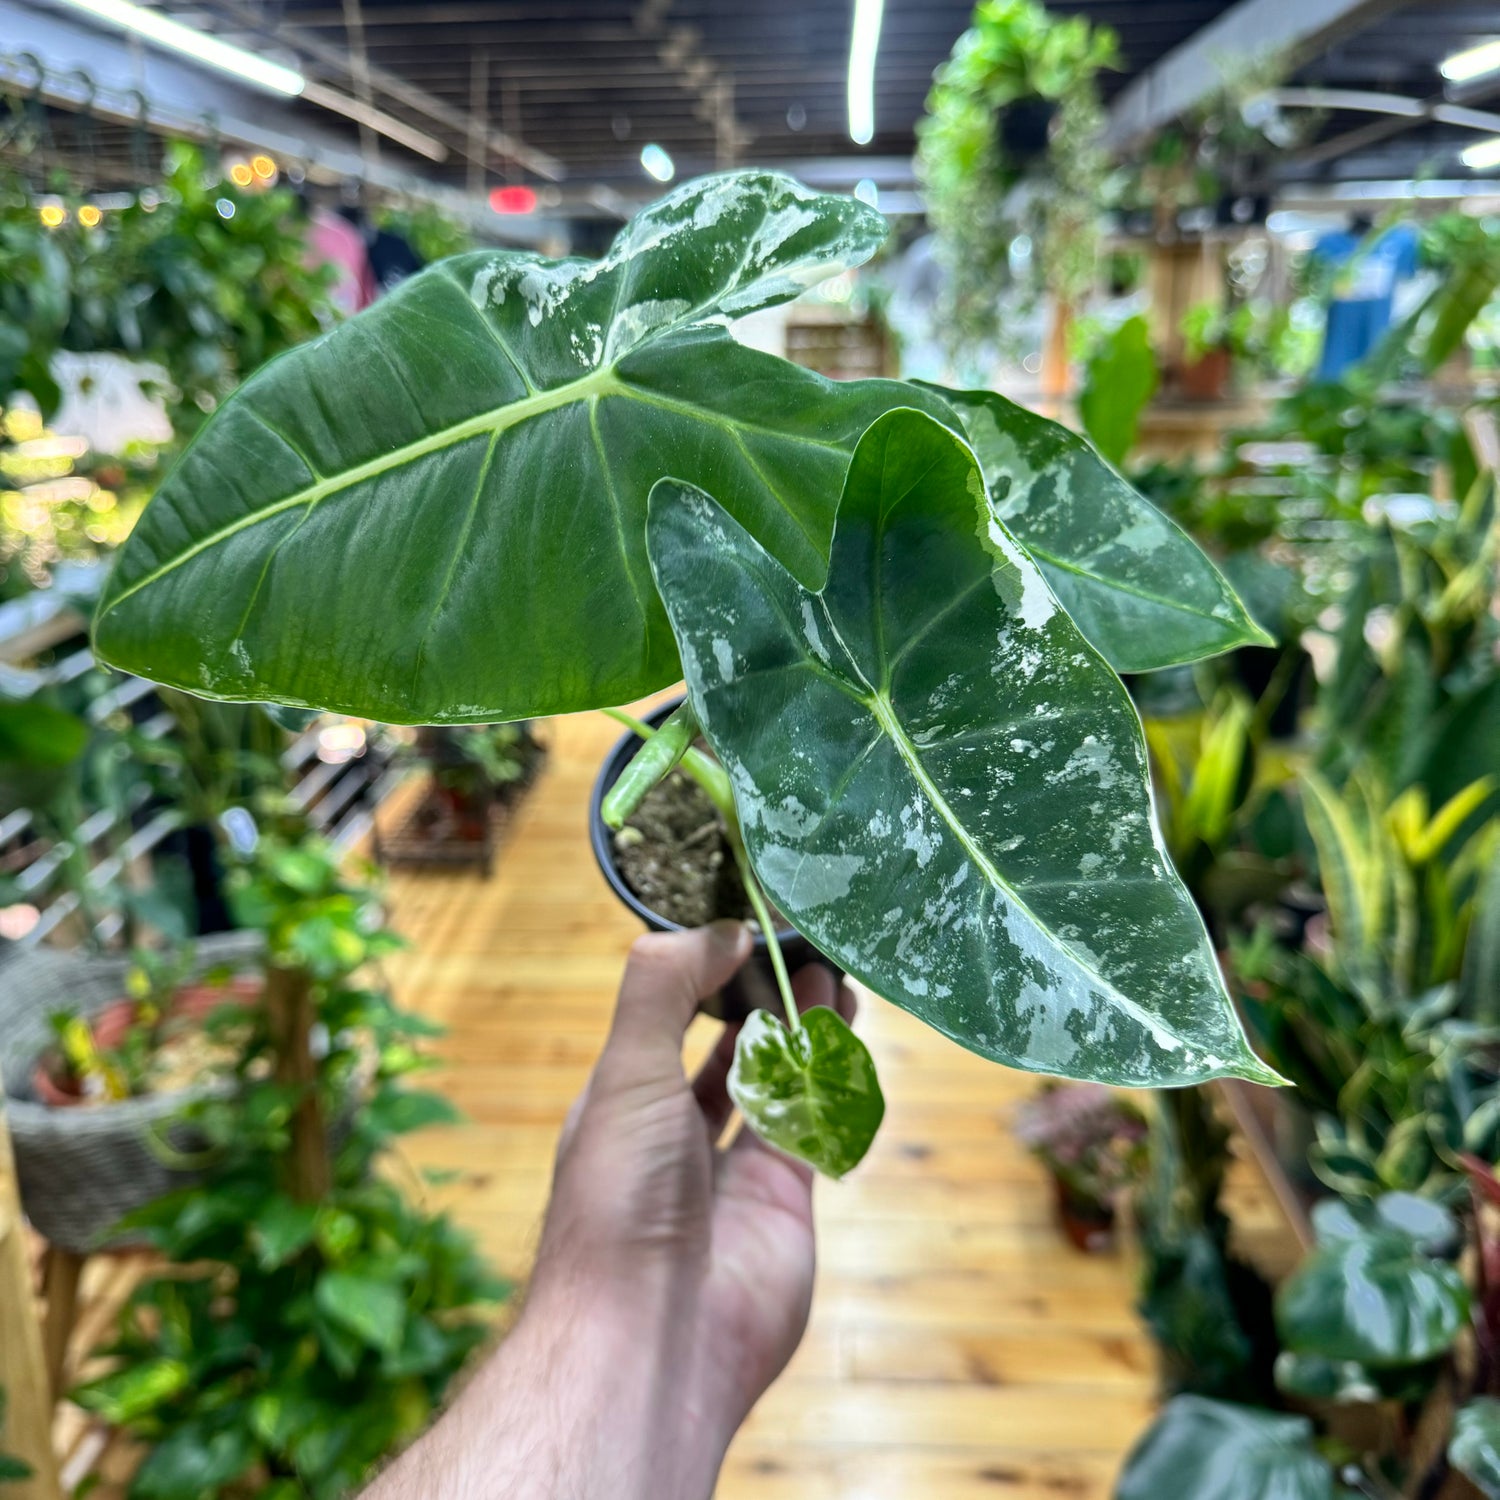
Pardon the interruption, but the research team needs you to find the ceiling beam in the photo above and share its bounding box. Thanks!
[187,0,565,177]
[1106,0,1409,147]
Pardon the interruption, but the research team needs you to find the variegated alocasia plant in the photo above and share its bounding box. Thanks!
[93,170,1280,1178]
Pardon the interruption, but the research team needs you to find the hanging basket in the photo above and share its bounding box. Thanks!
[0,932,263,1253]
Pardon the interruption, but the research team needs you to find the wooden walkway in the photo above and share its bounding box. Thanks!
[382,706,1165,1500]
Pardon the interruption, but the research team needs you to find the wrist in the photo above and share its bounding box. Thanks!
[471,1277,733,1500]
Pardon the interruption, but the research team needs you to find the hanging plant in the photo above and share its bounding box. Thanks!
[916,0,1118,359]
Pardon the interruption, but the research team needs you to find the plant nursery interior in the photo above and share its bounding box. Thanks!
[6,0,1500,1496]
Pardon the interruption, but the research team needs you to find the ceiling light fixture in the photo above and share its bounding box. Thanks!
[1461,135,1500,170]
[641,143,675,182]
[51,0,304,96]
[848,0,885,145]
[1440,39,1500,84]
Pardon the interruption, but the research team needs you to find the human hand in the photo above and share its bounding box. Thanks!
[361,922,850,1500]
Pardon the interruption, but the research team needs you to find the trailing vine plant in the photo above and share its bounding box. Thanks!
[93,172,1282,1177]
[916,0,1117,360]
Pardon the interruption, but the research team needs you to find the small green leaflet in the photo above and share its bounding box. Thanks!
[648,407,1279,1088]
[728,1007,884,1177]
[920,382,1270,673]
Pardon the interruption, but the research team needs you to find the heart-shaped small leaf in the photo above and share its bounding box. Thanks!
[1451,1397,1500,1499]
[1117,1397,1338,1500]
[921,382,1270,673]
[728,1006,884,1178]
[1276,1226,1469,1367]
[648,407,1278,1088]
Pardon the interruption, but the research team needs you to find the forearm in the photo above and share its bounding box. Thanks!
[360,1281,729,1500]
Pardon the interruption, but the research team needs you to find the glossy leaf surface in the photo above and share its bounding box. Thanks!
[1116,1397,1336,1500]
[1311,1192,1460,1257]
[94,172,937,722]
[727,1006,884,1177]
[921,382,1269,672]
[648,408,1278,1087]
[1276,1224,1469,1367]
[1451,1397,1500,1499]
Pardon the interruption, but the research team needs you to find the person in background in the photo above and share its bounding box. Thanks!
[1314,212,1419,380]
[305,192,377,316]
[359,923,851,1500]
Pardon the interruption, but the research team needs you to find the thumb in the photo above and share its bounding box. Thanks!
[595,922,751,1095]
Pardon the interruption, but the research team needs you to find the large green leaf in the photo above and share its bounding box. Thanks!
[919,382,1270,673]
[647,408,1278,1088]
[1115,1397,1337,1500]
[1452,1397,1500,1499]
[1275,1223,1469,1367]
[728,1006,884,1177]
[93,171,939,723]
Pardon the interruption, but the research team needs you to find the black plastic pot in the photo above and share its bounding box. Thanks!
[589,699,837,1023]
[998,97,1056,163]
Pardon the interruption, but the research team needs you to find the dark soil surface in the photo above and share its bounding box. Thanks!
[612,768,757,928]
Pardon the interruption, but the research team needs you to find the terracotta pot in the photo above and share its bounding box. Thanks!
[31,975,262,1108]
[1053,1176,1117,1253]
[1177,347,1233,402]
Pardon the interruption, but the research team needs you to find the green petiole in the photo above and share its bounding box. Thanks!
[602,705,802,1033]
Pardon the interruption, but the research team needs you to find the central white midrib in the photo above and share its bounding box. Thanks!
[99,364,623,615]
[864,690,1189,1051]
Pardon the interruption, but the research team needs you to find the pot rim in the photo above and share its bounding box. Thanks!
[588,695,798,947]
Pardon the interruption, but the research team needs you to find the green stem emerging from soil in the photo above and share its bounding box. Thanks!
[603,707,802,1033]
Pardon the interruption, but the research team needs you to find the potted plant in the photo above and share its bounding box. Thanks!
[31,946,258,1108]
[589,696,828,1021]
[1014,1082,1146,1250]
[916,0,1119,361]
[1117,1192,1486,1499]
[0,930,264,1253]
[377,721,545,871]
[92,170,1281,1179]
[72,836,505,1499]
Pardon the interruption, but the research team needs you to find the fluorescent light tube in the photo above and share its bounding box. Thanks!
[1461,135,1500,170]
[52,0,304,96]
[1441,39,1500,83]
[848,0,884,145]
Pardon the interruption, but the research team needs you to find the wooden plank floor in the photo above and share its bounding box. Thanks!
[381,706,1162,1500]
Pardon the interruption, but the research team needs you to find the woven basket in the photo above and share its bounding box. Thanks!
[0,932,263,1253]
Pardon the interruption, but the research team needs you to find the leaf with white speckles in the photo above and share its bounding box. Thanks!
[647,407,1280,1088]
[92,171,934,723]
[918,382,1272,673]
[728,1007,884,1177]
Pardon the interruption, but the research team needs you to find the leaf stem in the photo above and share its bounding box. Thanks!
[602,706,802,1032]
